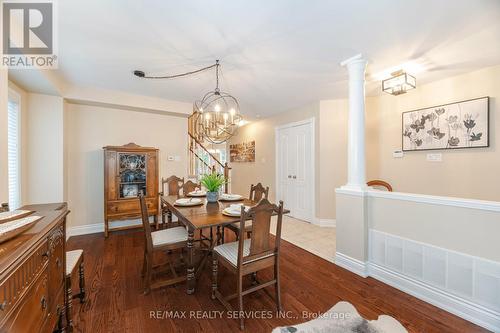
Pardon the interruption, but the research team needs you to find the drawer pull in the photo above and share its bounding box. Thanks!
[41,296,47,310]
[56,257,61,268]
[0,301,6,311]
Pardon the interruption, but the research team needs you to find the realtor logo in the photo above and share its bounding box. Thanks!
[2,1,57,68]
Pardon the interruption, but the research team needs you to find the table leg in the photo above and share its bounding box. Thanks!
[216,226,222,245]
[186,227,195,294]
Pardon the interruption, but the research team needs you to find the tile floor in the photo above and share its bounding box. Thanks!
[271,215,336,263]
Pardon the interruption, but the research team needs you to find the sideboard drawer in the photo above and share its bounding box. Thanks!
[107,198,157,216]
[0,240,48,325]
[1,268,48,333]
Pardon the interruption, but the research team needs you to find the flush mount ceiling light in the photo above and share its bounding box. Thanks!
[382,70,416,95]
[134,60,242,144]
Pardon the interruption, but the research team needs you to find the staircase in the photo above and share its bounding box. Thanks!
[188,113,231,193]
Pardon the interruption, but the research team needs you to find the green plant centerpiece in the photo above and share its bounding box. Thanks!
[200,173,227,203]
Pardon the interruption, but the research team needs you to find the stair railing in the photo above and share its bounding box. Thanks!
[188,113,231,193]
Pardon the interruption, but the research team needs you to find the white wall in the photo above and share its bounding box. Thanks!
[66,103,188,228]
[25,93,65,204]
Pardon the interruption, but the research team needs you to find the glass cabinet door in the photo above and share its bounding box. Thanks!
[118,153,147,199]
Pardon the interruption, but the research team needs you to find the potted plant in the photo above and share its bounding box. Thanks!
[200,173,227,203]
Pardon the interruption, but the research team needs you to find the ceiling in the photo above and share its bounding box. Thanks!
[9,0,500,117]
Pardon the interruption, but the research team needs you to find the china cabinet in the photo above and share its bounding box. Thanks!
[103,143,159,237]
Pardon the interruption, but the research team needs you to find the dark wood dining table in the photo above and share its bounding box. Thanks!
[161,195,289,294]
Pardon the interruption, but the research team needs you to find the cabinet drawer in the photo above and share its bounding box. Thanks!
[1,268,48,333]
[0,240,48,325]
[107,198,157,216]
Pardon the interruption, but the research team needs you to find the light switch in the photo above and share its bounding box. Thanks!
[393,150,404,158]
[427,153,442,162]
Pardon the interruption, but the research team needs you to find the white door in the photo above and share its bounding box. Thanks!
[276,120,314,222]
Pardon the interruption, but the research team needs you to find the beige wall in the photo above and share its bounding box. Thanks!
[367,65,500,201]
[25,93,65,204]
[66,103,188,228]
[228,103,321,217]
[318,99,349,219]
[230,100,353,221]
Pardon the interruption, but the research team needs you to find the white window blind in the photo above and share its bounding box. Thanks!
[7,97,20,210]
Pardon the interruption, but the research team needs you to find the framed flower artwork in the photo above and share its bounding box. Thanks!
[402,97,489,151]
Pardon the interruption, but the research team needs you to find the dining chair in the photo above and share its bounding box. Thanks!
[226,183,270,240]
[159,175,184,227]
[139,192,188,294]
[182,180,199,196]
[65,249,85,330]
[212,198,284,330]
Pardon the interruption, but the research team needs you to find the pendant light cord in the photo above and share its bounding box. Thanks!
[135,60,220,80]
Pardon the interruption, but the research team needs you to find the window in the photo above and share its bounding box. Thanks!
[8,91,21,210]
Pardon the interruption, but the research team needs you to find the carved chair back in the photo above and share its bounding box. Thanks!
[249,183,269,202]
[161,175,184,196]
[237,198,283,266]
[367,180,393,192]
[139,192,153,253]
[182,180,199,196]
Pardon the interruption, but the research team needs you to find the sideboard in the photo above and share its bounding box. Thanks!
[0,203,69,333]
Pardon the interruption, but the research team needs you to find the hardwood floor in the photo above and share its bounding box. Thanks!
[67,229,489,333]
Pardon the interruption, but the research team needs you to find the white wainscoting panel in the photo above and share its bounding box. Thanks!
[369,229,500,331]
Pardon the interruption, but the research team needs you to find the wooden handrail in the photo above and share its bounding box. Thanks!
[189,147,212,170]
[188,132,226,169]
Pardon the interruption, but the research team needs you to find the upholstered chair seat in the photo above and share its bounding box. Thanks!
[214,239,251,267]
[151,226,188,247]
[66,249,83,275]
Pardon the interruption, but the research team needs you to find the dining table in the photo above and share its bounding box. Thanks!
[161,194,289,294]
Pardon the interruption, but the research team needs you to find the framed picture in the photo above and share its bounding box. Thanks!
[229,141,255,162]
[402,97,489,151]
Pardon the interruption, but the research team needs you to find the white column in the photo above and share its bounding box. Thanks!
[340,54,368,191]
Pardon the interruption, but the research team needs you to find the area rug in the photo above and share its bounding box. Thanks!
[272,301,408,333]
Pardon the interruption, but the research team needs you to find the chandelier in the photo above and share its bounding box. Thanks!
[133,60,242,144]
[193,60,242,144]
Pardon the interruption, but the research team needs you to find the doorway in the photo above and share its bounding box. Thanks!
[275,118,315,223]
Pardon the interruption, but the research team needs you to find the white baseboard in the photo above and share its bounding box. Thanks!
[67,219,143,239]
[369,262,500,332]
[334,252,368,277]
[312,218,336,228]
[67,223,103,239]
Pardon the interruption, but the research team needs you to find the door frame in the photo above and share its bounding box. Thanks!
[275,117,315,223]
